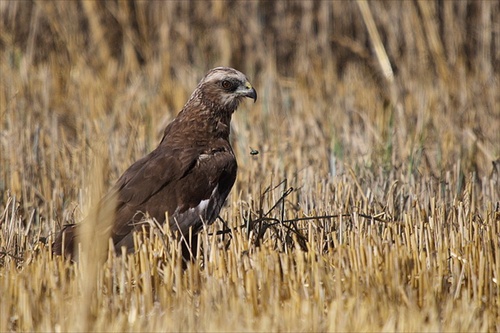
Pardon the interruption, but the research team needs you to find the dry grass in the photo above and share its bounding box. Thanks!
[1,1,499,331]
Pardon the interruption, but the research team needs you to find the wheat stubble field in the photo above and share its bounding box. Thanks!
[0,1,499,332]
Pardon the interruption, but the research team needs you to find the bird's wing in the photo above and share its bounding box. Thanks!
[109,141,237,250]
[114,145,195,207]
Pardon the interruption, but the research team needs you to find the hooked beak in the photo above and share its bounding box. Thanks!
[237,81,257,103]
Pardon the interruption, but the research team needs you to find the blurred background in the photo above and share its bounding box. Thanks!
[0,1,498,228]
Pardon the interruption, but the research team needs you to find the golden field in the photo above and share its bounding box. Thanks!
[0,1,499,331]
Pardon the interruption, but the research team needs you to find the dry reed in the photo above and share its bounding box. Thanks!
[0,1,499,331]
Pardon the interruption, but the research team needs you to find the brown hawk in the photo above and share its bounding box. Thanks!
[53,67,257,260]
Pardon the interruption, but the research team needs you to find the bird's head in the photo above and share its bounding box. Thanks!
[165,67,257,142]
[195,67,257,114]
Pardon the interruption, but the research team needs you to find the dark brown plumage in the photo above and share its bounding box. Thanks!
[53,67,257,260]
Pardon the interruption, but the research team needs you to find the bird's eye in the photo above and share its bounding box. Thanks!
[221,80,232,89]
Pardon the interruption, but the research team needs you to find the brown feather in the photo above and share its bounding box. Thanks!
[52,67,256,261]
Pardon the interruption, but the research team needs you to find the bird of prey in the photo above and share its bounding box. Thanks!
[53,67,257,260]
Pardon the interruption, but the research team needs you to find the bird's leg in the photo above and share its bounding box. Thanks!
[181,230,199,268]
